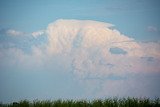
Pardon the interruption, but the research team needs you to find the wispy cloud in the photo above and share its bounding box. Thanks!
[147,26,158,32]
[6,29,25,36]
[31,30,45,38]
[0,28,45,38]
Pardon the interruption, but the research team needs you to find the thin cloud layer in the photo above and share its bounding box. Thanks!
[0,28,45,38]
[0,19,160,98]
[6,29,24,36]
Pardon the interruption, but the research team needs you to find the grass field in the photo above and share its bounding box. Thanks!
[0,98,160,107]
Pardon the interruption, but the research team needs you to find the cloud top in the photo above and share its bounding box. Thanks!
[47,19,134,54]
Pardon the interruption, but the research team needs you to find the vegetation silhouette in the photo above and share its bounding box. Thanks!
[0,97,160,107]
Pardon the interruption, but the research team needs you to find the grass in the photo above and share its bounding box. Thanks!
[0,98,160,107]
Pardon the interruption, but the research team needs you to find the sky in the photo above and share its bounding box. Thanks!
[0,0,160,103]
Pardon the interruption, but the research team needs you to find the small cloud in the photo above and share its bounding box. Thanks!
[147,26,158,32]
[6,29,24,36]
[1,28,45,38]
[31,30,45,38]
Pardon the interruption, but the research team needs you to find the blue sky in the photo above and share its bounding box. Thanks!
[0,0,160,103]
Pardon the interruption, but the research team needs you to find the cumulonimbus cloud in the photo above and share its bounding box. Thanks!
[1,19,160,78]
[0,19,160,98]
[45,19,160,78]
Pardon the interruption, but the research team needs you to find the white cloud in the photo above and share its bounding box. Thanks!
[31,30,45,38]
[45,19,160,78]
[45,19,160,97]
[6,29,24,36]
[2,19,160,75]
[1,19,160,98]
[3,29,45,38]
[47,19,119,53]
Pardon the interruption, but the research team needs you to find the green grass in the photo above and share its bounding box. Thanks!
[0,98,160,107]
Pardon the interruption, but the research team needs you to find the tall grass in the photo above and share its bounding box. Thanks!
[0,98,159,107]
